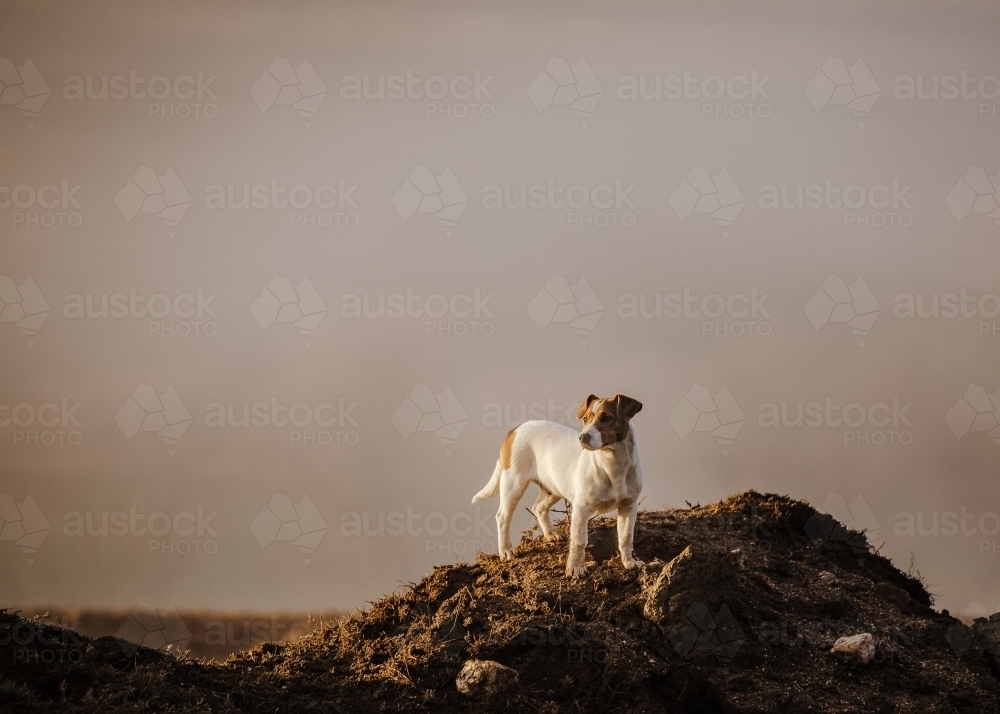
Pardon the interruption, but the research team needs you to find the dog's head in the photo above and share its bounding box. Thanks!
[576,394,642,450]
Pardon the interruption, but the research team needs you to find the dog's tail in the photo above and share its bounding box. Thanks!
[472,462,502,503]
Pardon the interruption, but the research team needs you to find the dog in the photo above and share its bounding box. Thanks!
[472,394,644,577]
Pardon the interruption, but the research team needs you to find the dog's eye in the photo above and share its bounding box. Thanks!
[599,414,612,423]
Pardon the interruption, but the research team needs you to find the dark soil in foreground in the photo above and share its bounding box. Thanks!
[3,491,1000,713]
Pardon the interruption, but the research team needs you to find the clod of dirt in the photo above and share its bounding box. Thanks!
[643,543,740,627]
[874,581,912,608]
[455,659,518,696]
[830,632,876,663]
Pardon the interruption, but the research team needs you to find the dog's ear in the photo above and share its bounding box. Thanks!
[613,394,642,420]
[576,394,599,420]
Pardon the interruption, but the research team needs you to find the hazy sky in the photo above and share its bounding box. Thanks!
[1,0,999,620]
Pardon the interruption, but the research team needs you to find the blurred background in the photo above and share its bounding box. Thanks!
[1,0,999,653]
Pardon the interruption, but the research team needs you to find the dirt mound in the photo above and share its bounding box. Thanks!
[3,491,1000,713]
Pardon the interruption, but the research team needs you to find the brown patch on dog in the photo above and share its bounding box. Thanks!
[499,427,516,470]
[582,394,643,447]
[576,394,598,420]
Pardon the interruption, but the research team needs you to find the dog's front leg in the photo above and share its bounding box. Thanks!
[617,502,645,569]
[565,505,592,578]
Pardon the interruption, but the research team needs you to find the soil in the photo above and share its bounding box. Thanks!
[3,491,1000,713]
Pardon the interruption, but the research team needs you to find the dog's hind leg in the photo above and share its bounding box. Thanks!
[496,471,530,560]
[531,489,563,542]
[565,505,593,578]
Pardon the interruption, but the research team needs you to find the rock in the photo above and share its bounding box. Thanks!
[726,672,752,691]
[728,548,747,571]
[752,572,777,592]
[818,571,837,585]
[873,582,911,608]
[830,633,875,664]
[455,659,518,697]
[644,545,740,627]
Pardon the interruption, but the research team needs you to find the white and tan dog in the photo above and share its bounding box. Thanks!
[472,394,644,577]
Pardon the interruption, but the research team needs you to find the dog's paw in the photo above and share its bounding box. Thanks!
[565,562,588,578]
[498,548,516,560]
[544,532,565,543]
[622,557,646,570]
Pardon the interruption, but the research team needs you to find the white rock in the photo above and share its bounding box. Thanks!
[830,633,875,664]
